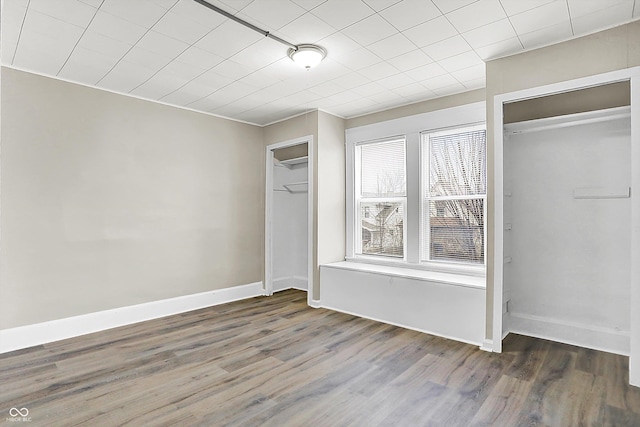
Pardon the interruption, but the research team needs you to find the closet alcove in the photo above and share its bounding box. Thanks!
[501,81,632,355]
[270,143,309,293]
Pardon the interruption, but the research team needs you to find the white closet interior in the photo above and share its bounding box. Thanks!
[502,105,632,355]
[271,149,309,292]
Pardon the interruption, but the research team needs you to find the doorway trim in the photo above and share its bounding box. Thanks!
[265,135,315,306]
[491,66,640,387]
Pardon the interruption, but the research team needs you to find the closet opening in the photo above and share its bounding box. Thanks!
[492,67,640,387]
[265,136,314,304]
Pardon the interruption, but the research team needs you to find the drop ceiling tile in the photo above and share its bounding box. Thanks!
[59,46,120,84]
[421,35,471,61]
[137,30,189,58]
[403,16,458,47]
[89,10,148,45]
[318,32,362,57]
[100,0,169,28]
[77,31,133,60]
[379,0,441,31]
[98,60,157,92]
[309,82,345,98]
[292,0,329,10]
[431,0,478,14]
[195,20,263,59]
[568,0,633,18]
[79,0,106,7]
[475,37,523,60]
[1,1,28,63]
[362,0,402,11]
[342,14,398,46]
[333,47,381,70]
[218,0,254,12]
[13,43,69,75]
[259,58,301,80]
[393,82,431,98]
[210,81,258,103]
[306,58,351,80]
[323,89,362,105]
[351,81,387,96]
[1,43,18,66]
[419,73,459,90]
[238,0,306,30]
[29,0,97,28]
[450,63,485,82]
[571,2,635,36]
[176,46,224,70]
[358,61,400,80]
[162,60,204,81]
[367,33,416,60]
[376,72,416,89]
[404,61,448,81]
[123,46,172,70]
[161,81,216,106]
[131,72,188,99]
[367,90,405,104]
[499,0,556,16]
[509,1,570,34]
[446,0,506,33]
[186,94,229,111]
[462,18,517,49]
[311,0,375,30]
[277,12,337,44]
[209,59,255,79]
[238,70,282,89]
[518,21,573,49]
[169,0,227,28]
[229,38,287,69]
[438,50,483,72]
[331,71,369,89]
[462,78,485,89]
[191,69,235,89]
[386,49,433,71]
[152,11,213,44]
[432,82,466,96]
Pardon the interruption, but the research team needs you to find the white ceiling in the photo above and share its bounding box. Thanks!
[2,0,639,126]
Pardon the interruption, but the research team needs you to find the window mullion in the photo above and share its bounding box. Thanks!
[406,132,420,264]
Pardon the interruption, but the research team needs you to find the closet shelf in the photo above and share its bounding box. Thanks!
[282,181,308,193]
[278,156,308,168]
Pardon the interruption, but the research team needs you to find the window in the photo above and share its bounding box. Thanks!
[348,115,486,273]
[422,126,486,264]
[355,138,406,258]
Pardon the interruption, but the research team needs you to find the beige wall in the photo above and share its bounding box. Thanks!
[316,111,346,300]
[345,88,485,129]
[0,67,264,329]
[485,20,640,340]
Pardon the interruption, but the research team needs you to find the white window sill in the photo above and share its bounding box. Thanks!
[322,261,486,290]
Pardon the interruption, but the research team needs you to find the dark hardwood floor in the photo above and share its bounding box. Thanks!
[1,289,639,426]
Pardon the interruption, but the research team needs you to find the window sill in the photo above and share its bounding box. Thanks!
[323,260,486,290]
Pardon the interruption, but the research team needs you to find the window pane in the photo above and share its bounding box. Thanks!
[360,201,404,258]
[428,130,486,197]
[360,139,406,197]
[426,199,484,264]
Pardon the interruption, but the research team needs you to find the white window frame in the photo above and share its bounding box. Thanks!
[345,102,486,277]
[420,124,487,270]
[354,137,407,260]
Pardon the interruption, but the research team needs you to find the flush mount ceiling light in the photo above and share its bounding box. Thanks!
[288,44,327,70]
[193,0,327,70]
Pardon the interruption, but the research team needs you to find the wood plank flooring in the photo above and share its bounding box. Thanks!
[1,289,639,426]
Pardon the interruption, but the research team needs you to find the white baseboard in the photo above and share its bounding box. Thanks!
[273,276,308,292]
[509,312,630,356]
[480,339,494,352]
[0,281,265,354]
[308,299,321,308]
[319,303,482,347]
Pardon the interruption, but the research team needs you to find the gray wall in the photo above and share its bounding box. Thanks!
[0,67,264,329]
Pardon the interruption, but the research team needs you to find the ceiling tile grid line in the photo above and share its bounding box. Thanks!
[2,0,639,125]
